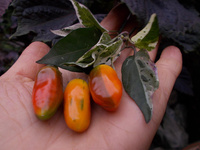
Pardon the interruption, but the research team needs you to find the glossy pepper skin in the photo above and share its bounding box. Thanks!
[89,64,122,111]
[64,79,91,132]
[32,65,63,120]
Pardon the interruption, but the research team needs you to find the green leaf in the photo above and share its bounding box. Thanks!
[76,32,112,66]
[70,0,107,33]
[37,27,102,72]
[66,44,106,68]
[63,32,110,68]
[64,32,123,68]
[93,37,123,67]
[121,49,159,123]
[131,13,159,51]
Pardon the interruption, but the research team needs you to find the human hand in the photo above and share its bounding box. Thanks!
[0,4,182,150]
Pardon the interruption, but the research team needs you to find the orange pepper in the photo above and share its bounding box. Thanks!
[32,65,63,120]
[89,64,122,111]
[64,79,91,132]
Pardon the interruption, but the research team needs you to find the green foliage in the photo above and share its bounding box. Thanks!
[64,32,111,68]
[37,27,102,72]
[70,0,107,32]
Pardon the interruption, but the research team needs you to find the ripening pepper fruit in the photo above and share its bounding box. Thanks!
[32,65,63,120]
[64,79,91,132]
[89,64,122,111]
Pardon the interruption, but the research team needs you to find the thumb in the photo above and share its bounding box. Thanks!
[152,46,182,125]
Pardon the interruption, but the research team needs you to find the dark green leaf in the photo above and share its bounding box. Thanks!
[62,32,110,68]
[65,44,106,68]
[37,27,102,72]
[64,32,123,68]
[122,49,159,123]
[76,32,111,66]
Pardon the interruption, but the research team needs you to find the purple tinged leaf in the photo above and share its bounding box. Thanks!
[10,0,77,42]
[0,0,12,17]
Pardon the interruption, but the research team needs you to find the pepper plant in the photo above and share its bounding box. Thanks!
[36,0,160,123]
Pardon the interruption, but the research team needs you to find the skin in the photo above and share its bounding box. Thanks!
[0,4,182,150]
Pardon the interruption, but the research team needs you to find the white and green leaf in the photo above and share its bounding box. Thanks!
[64,32,110,67]
[51,23,84,37]
[70,0,107,33]
[64,32,123,68]
[94,37,123,67]
[68,45,105,68]
[131,13,159,51]
[37,27,102,72]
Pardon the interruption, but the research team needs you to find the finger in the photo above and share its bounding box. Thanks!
[148,39,160,62]
[3,42,50,80]
[114,15,138,69]
[152,46,182,125]
[148,34,163,62]
[100,3,130,32]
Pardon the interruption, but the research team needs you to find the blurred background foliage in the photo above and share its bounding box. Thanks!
[0,0,200,149]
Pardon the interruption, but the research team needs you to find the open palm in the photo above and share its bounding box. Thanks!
[0,5,182,150]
